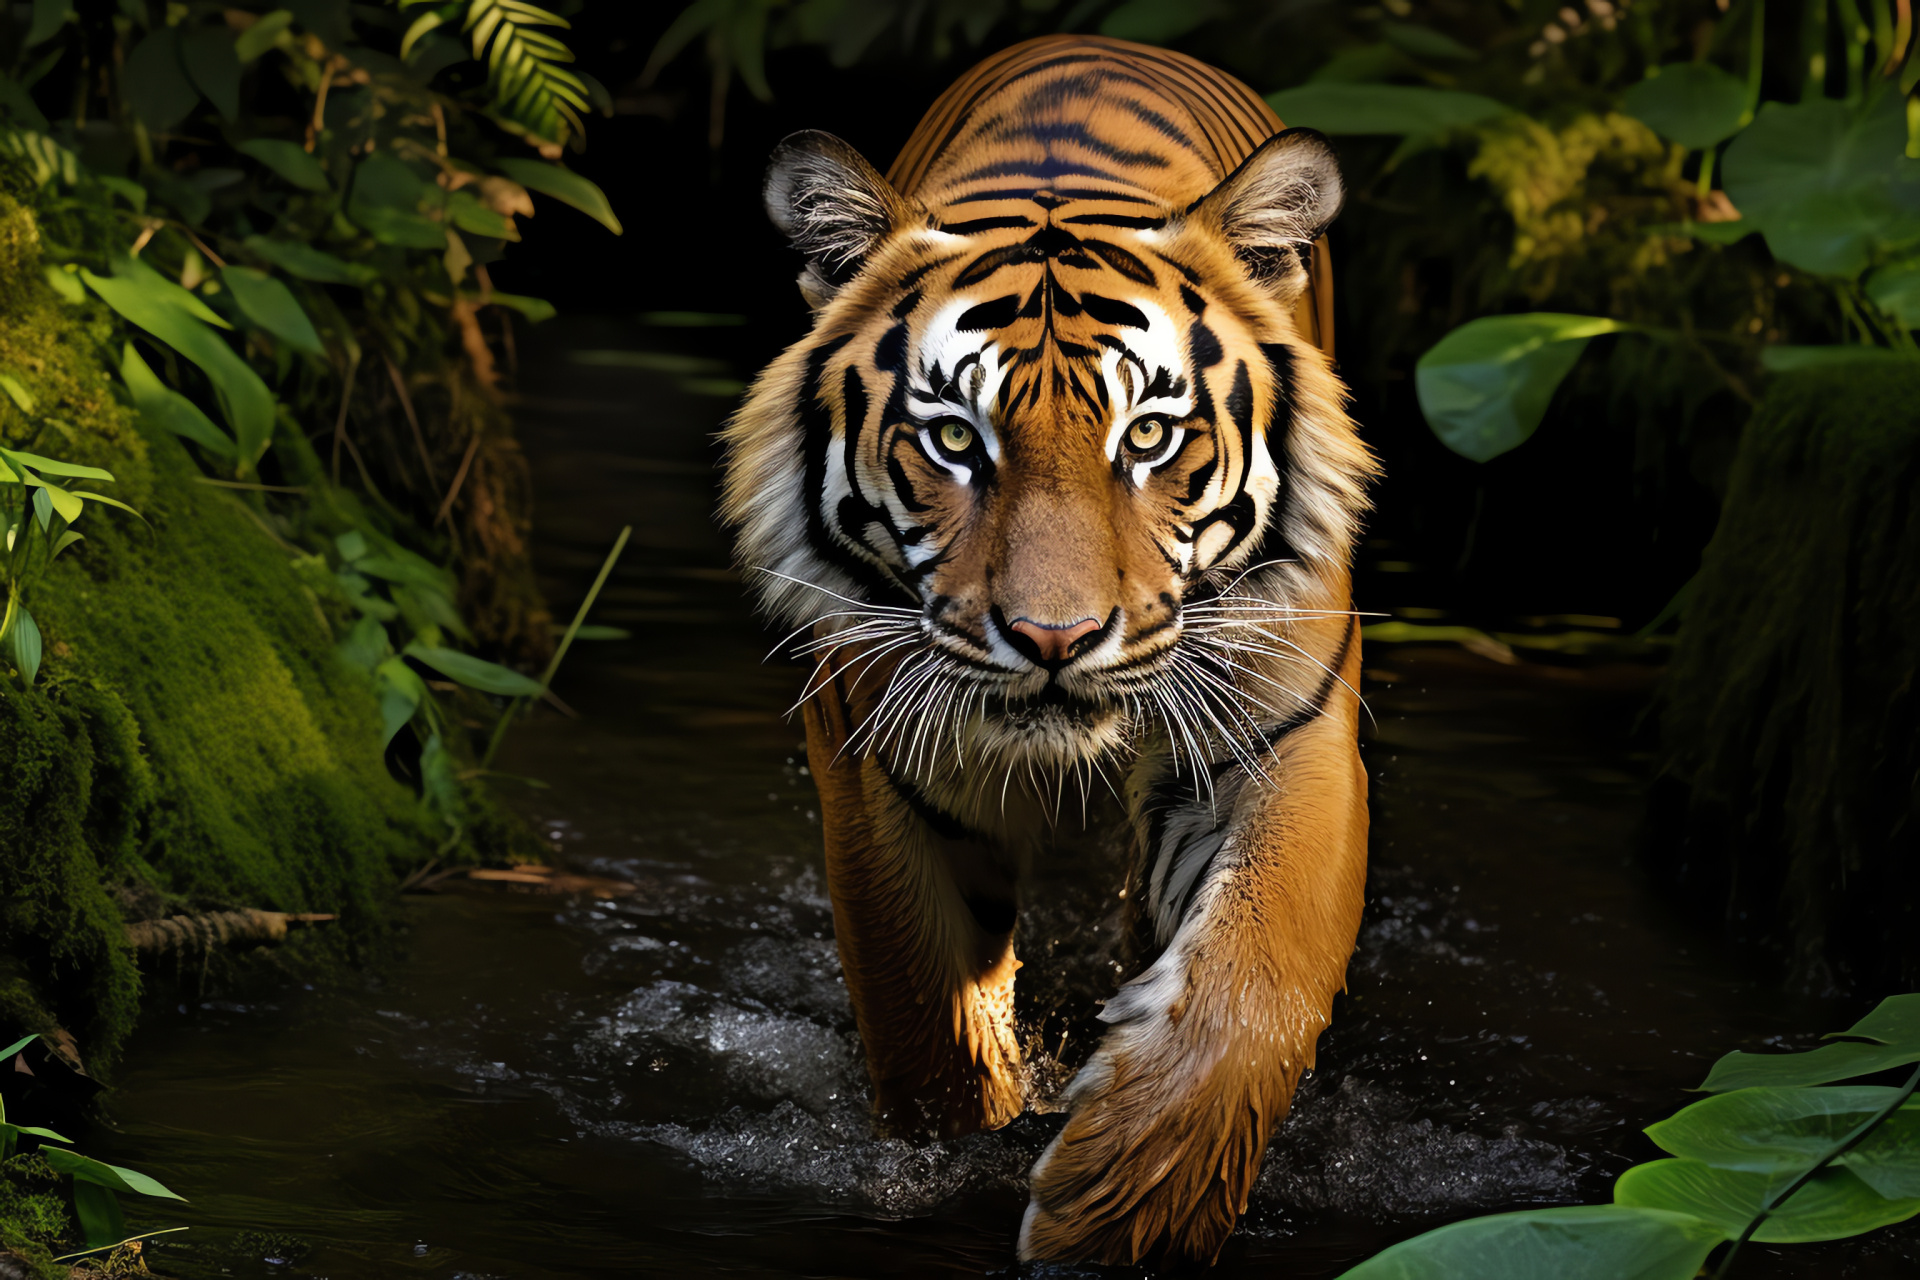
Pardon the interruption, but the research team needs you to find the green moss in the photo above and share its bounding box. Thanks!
[0,191,439,1063]
[1660,362,1920,988]
[0,1154,73,1279]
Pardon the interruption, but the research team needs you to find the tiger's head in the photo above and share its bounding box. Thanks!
[723,128,1373,785]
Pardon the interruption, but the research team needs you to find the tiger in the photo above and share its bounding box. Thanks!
[721,33,1375,1267]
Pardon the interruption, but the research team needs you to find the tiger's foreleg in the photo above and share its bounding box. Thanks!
[803,661,1025,1138]
[1018,628,1368,1267]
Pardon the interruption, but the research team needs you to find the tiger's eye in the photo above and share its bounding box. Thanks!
[1127,418,1167,453]
[939,420,975,454]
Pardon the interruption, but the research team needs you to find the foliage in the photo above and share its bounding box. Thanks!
[1339,995,1920,1278]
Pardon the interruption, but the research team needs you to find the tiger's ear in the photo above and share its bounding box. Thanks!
[765,130,918,309]
[1188,128,1344,303]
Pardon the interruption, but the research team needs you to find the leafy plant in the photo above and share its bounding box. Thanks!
[0,373,142,687]
[0,1034,185,1259]
[1338,995,1920,1278]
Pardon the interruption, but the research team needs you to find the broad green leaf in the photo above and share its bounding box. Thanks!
[38,479,82,524]
[1760,345,1915,372]
[31,485,51,530]
[334,529,369,562]
[237,138,330,192]
[49,530,82,560]
[42,265,85,303]
[1723,93,1920,277]
[110,253,229,328]
[43,1149,185,1201]
[69,1180,123,1250]
[0,373,34,413]
[180,24,240,121]
[241,235,377,286]
[1097,0,1224,44]
[1839,993,1920,1047]
[494,158,622,234]
[1263,83,1507,136]
[25,0,74,49]
[121,28,200,132]
[403,643,544,696]
[120,342,237,459]
[10,606,42,684]
[1867,260,1920,328]
[221,266,324,355]
[375,655,426,746]
[1,1123,70,1144]
[234,9,294,62]
[1623,62,1748,149]
[0,450,111,481]
[419,729,462,816]
[82,268,274,465]
[1415,313,1626,461]
[1649,1086,1919,1175]
[1335,1205,1721,1280]
[1615,1158,1920,1243]
[354,552,452,592]
[348,155,445,248]
[446,189,519,240]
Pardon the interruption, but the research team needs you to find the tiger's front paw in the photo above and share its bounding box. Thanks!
[1017,964,1307,1267]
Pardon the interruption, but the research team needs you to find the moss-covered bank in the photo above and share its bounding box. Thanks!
[0,191,437,1064]
[1657,362,1920,989]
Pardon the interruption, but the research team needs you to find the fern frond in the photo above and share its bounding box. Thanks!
[454,0,584,149]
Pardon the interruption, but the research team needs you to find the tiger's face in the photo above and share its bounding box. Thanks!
[726,129,1369,783]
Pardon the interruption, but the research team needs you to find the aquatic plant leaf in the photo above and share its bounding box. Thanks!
[81,267,275,465]
[120,342,237,459]
[1615,1158,1920,1242]
[10,606,41,685]
[121,27,199,131]
[493,159,622,234]
[1649,1087,1920,1184]
[242,235,375,286]
[1333,1205,1721,1279]
[1723,93,1920,277]
[1415,313,1627,461]
[1263,83,1507,137]
[234,9,293,62]
[1702,994,1920,1089]
[1623,62,1748,150]
[1839,993,1920,1047]
[221,266,324,355]
[181,24,241,121]
[237,138,330,192]
[403,643,543,696]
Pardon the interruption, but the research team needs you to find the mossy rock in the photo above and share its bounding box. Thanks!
[0,192,438,1063]
[1658,360,1920,989]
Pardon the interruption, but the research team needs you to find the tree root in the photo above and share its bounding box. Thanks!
[123,911,336,956]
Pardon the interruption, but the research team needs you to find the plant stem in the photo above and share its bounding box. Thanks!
[1710,1060,1920,1279]
[479,524,631,770]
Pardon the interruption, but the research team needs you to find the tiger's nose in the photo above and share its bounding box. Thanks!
[1009,616,1101,667]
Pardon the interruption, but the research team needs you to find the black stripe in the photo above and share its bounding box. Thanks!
[1062,212,1167,229]
[940,214,1037,235]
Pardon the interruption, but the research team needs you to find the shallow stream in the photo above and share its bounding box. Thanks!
[92,320,1920,1278]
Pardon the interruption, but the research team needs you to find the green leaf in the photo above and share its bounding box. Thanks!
[1379,21,1477,62]
[0,1034,37,1060]
[220,266,324,356]
[348,155,445,248]
[234,9,294,62]
[1097,0,1224,44]
[446,189,519,240]
[1615,1158,1920,1243]
[375,655,426,746]
[25,0,73,49]
[3,1123,71,1144]
[1622,62,1748,150]
[1334,1205,1722,1280]
[1649,1086,1920,1199]
[1759,345,1916,372]
[1414,313,1627,462]
[565,625,629,640]
[121,27,200,132]
[419,729,462,816]
[120,342,236,459]
[493,158,621,234]
[49,530,83,561]
[1841,994,1920,1047]
[0,450,110,481]
[110,253,230,328]
[241,235,376,286]
[478,291,554,323]
[400,9,445,60]
[1723,93,1920,277]
[237,138,330,192]
[10,606,41,685]
[37,480,81,524]
[180,24,240,121]
[42,1149,186,1202]
[81,268,275,466]
[69,1180,124,1250]
[42,265,85,303]
[1867,260,1920,328]
[0,373,34,413]
[70,492,145,522]
[337,614,389,675]
[1263,83,1508,136]
[334,529,369,563]
[403,643,544,696]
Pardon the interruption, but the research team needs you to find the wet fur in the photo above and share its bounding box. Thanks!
[722,35,1376,1266]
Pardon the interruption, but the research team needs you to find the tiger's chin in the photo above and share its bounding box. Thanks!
[966,685,1133,774]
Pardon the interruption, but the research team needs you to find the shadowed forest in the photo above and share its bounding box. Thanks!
[0,0,1917,1276]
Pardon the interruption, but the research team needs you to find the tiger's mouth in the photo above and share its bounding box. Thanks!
[982,681,1127,743]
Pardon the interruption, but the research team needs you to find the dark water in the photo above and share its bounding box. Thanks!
[89,320,1920,1278]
